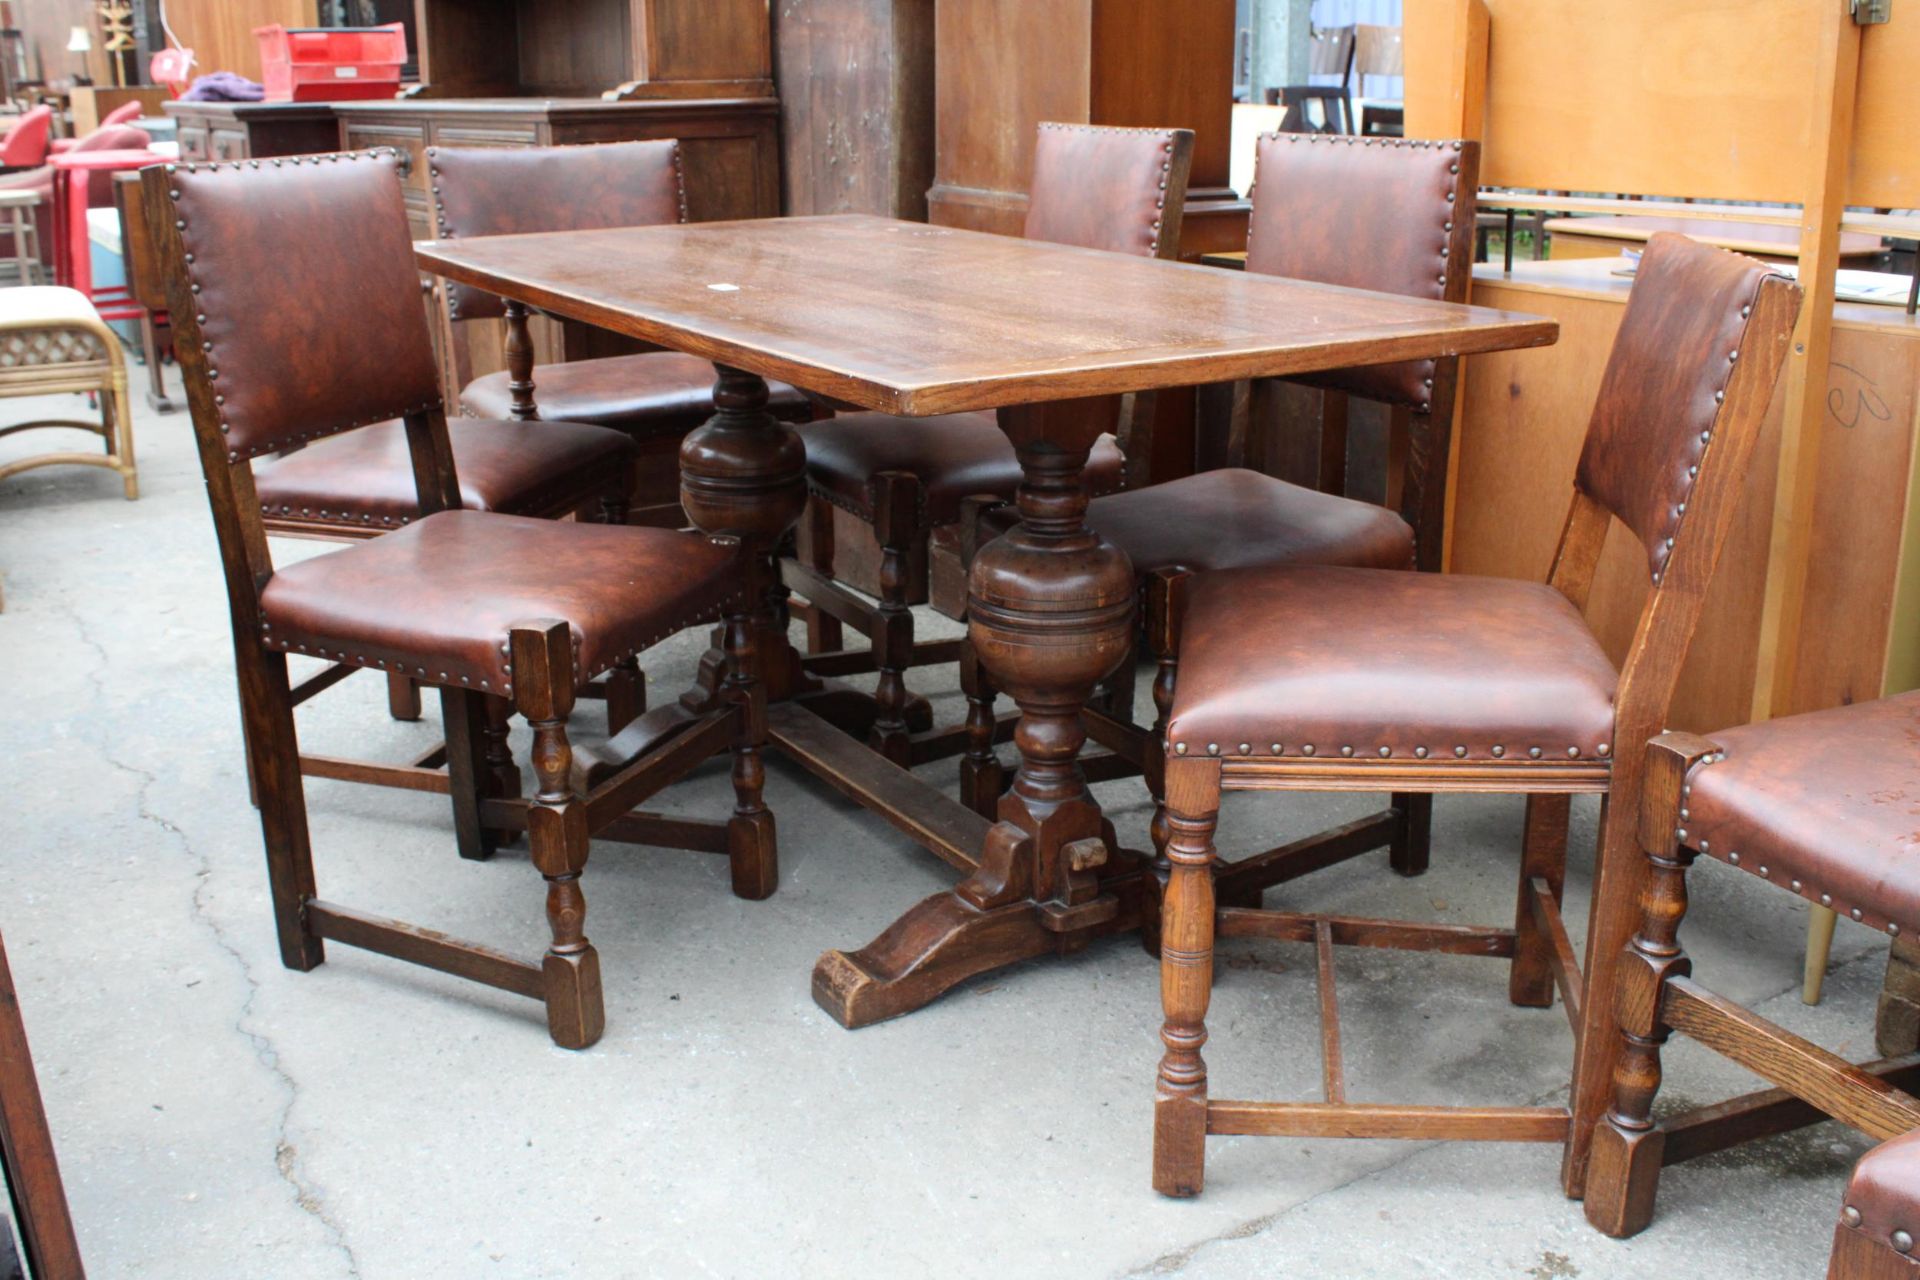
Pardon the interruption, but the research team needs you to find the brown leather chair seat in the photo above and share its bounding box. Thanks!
[1165,563,1618,761]
[980,467,1414,573]
[459,350,811,437]
[256,417,636,531]
[1683,691,1920,936]
[803,410,1126,524]
[1840,1128,1920,1260]
[259,511,745,693]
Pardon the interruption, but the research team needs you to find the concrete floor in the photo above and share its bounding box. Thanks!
[0,370,1893,1278]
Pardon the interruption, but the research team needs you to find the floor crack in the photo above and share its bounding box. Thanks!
[53,595,363,1279]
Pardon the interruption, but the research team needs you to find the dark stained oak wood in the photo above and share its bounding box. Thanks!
[1661,1054,1920,1167]
[415,215,1557,416]
[0,926,84,1280]
[414,212,1558,1033]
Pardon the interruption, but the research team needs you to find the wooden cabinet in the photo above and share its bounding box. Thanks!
[775,0,933,219]
[164,101,342,162]
[333,97,780,237]
[929,0,1246,258]
[410,0,773,101]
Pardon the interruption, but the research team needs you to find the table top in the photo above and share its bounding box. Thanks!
[0,188,40,208]
[1543,214,1882,259]
[416,214,1558,416]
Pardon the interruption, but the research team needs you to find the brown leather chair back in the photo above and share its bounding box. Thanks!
[1023,123,1194,261]
[427,139,687,321]
[1245,133,1479,410]
[1576,232,1793,584]
[162,152,441,463]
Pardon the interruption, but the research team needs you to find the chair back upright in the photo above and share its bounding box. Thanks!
[1247,133,1478,410]
[0,106,51,169]
[1238,132,1480,565]
[1023,122,1194,262]
[1547,232,1801,735]
[426,139,688,324]
[142,153,457,606]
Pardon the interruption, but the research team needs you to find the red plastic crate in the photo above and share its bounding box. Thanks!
[255,24,407,102]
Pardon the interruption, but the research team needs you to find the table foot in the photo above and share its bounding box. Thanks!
[812,891,1055,1029]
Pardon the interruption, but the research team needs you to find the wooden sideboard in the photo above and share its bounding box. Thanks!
[333,96,780,408]
[332,97,780,237]
[164,101,344,162]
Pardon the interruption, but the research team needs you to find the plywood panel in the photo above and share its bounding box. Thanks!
[1787,326,1920,713]
[165,0,316,83]
[928,0,1093,233]
[1090,0,1233,193]
[1850,13,1920,209]
[1471,0,1823,202]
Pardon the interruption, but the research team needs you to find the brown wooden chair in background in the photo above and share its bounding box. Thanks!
[426,139,814,529]
[959,134,1479,892]
[147,152,782,1048]
[781,122,1187,764]
[1149,234,1800,1195]
[1584,692,1920,1240]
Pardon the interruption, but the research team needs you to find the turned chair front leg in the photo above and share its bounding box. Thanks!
[511,620,603,1050]
[1154,756,1223,1198]
[1585,735,1712,1237]
[723,598,778,900]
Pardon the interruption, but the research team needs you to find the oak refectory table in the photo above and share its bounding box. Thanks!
[415,213,1559,1029]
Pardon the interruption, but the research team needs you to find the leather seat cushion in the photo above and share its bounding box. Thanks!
[459,351,811,436]
[256,418,636,531]
[1842,1129,1920,1256]
[1167,564,1618,763]
[259,511,746,693]
[980,468,1413,573]
[803,410,1125,525]
[1685,691,1920,936]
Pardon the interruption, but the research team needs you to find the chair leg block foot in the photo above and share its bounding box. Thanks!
[278,929,324,973]
[728,811,778,901]
[543,947,605,1050]
[1153,1092,1208,1198]
[1583,1121,1663,1238]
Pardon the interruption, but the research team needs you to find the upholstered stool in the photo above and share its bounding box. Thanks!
[1587,691,1920,1237]
[1149,234,1801,1196]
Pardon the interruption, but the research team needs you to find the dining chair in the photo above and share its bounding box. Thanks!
[228,151,649,811]
[425,139,814,528]
[958,134,1477,890]
[1149,233,1801,1195]
[50,100,144,153]
[1831,1130,1920,1278]
[1584,691,1920,1238]
[146,152,781,1048]
[0,106,51,172]
[783,121,1185,765]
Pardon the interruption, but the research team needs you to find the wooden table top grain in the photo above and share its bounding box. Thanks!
[416,214,1558,416]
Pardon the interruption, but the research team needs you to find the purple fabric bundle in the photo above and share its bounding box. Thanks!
[181,73,265,103]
